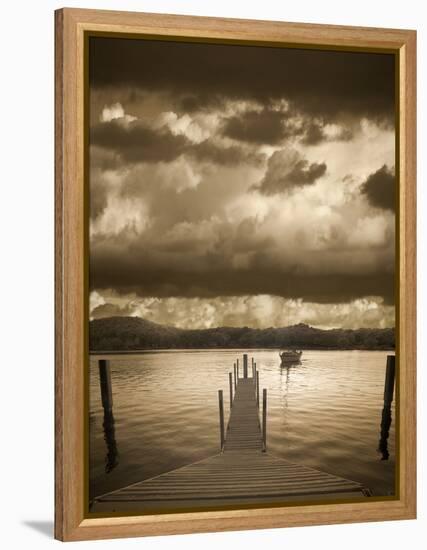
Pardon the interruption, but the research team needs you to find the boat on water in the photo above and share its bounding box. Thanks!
[279,349,302,365]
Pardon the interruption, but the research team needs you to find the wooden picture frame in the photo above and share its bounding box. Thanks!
[55,7,416,541]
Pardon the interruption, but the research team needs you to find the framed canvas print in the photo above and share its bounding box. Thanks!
[55,8,416,541]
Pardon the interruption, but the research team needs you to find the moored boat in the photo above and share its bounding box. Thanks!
[279,349,302,365]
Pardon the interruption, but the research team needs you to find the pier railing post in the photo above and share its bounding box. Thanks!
[262,389,267,452]
[218,390,225,451]
[256,371,260,408]
[229,372,233,408]
[99,359,113,413]
[378,355,396,459]
[243,353,248,378]
[233,364,237,389]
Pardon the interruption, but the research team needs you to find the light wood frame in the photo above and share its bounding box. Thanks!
[55,7,416,541]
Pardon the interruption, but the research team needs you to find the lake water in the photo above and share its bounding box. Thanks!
[89,350,396,505]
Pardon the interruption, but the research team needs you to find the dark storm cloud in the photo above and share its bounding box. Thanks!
[189,139,264,166]
[223,110,355,147]
[361,165,395,212]
[90,119,259,168]
[89,240,394,305]
[223,109,291,145]
[90,119,189,163]
[90,37,395,122]
[88,37,396,328]
[301,121,325,145]
[301,121,353,145]
[253,149,326,195]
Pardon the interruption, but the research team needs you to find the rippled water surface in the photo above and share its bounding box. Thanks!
[89,350,395,502]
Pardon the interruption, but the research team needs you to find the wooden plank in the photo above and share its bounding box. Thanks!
[95,444,366,507]
[98,451,363,502]
[223,378,262,452]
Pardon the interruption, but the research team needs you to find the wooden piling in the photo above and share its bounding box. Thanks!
[243,353,248,378]
[233,364,237,389]
[218,390,225,450]
[384,355,396,405]
[256,371,260,408]
[229,372,233,407]
[99,359,113,413]
[378,355,396,459]
[262,389,267,452]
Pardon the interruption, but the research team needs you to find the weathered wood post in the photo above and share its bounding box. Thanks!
[233,364,237,389]
[218,390,225,450]
[378,355,396,459]
[229,372,233,407]
[99,359,119,472]
[256,370,260,408]
[99,359,113,413]
[384,355,396,404]
[243,353,248,378]
[262,389,267,452]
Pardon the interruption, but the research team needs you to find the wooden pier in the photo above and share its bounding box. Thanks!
[93,355,370,512]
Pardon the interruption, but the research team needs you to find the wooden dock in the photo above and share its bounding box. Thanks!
[224,378,262,452]
[93,355,370,512]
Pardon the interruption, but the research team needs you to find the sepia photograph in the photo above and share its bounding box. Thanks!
[87,35,397,515]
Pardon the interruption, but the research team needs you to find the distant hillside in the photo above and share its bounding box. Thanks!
[89,317,395,351]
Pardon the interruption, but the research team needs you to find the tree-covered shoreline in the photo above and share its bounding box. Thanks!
[90,316,395,352]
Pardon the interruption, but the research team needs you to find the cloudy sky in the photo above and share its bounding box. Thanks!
[88,37,396,330]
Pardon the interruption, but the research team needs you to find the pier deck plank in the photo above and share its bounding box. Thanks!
[224,377,262,451]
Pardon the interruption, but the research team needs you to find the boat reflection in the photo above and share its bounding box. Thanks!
[279,350,302,367]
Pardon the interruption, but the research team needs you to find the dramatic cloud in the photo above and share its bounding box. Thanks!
[301,120,353,145]
[361,165,395,212]
[90,119,189,163]
[223,109,291,145]
[89,38,395,123]
[90,292,395,330]
[88,38,396,329]
[90,111,259,169]
[189,139,261,166]
[223,110,354,147]
[253,148,327,195]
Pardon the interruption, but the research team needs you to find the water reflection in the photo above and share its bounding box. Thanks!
[377,356,395,461]
[279,363,299,416]
[102,409,119,473]
[378,404,393,460]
